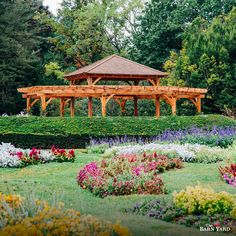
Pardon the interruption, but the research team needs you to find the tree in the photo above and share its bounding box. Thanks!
[47,0,144,66]
[131,0,236,69]
[0,0,45,114]
[164,8,236,114]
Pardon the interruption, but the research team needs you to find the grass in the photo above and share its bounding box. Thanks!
[0,152,235,236]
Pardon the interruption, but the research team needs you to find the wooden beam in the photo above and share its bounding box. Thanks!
[190,97,202,113]
[92,77,102,85]
[31,98,40,108]
[106,94,115,104]
[46,98,54,107]
[162,95,173,106]
[147,78,156,86]
[88,97,93,117]
[70,98,75,117]
[155,95,160,117]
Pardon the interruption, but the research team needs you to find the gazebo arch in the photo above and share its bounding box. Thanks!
[18,54,207,117]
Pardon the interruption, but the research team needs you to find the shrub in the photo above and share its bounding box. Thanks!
[173,186,236,215]
[126,186,236,231]
[77,153,182,197]
[0,115,235,148]
[0,193,131,236]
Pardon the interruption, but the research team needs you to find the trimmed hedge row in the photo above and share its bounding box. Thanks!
[0,133,161,149]
[0,115,235,148]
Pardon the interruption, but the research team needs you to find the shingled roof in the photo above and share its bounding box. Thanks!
[64,54,168,79]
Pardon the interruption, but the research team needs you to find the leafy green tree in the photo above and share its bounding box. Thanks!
[47,0,143,66]
[164,8,236,114]
[131,0,236,68]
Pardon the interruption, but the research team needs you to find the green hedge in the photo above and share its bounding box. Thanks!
[0,115,235,148]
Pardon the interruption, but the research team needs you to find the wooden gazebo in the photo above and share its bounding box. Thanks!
[18,55,207,117]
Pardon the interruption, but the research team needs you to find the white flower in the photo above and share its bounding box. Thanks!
[0,143,55,168]
[103,142,225,162]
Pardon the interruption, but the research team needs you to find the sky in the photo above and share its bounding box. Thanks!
[43,0,63,15]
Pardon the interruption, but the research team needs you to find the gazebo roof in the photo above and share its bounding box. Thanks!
[64,54,168,80]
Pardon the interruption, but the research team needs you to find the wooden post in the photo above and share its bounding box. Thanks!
[87,78,93,85]
[197,97,201,113]
[41,96,46,115]
[134,96,138,116]
[155,78,160,86]
[88,97,93,117]
[101,96,107,117]
[26,96,31,113]
[121,100,126,114]
[70,98,75,117]
[155,95,160,117]
[171,97,177,116]
[60,98,65,117]
[70,80,75,85]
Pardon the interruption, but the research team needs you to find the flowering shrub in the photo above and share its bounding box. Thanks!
[126,186,236,232]
[103,143,226,163]
[0,193,130,236]
[77,153,183,197]
[173,186,236,216]
[0,143,75,168]
[219,163,236,187]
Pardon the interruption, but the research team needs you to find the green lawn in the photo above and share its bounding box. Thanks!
[0,152,235,236]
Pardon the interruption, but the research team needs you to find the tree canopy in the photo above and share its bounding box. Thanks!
[164,7,236,113]
[131,0,236,68]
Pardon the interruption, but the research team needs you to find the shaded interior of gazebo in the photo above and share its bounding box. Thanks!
[18,55,207,117]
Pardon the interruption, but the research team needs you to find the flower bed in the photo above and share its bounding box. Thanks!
[77,153,183,198]
[0,192,130,236]
[0,143,75,168]
[219,164,236,187]
[89,125,236,149]
[103,143,226,163]
[126,186,236,232]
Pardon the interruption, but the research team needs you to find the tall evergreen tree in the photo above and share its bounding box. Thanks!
[0,0,44,114]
